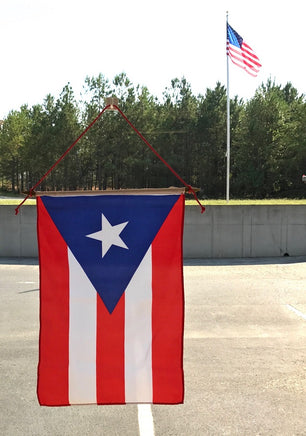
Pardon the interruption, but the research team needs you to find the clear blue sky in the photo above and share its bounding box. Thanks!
[1,0,305,118]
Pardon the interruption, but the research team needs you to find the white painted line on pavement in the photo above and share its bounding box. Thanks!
[286,304,306,321]
[137,404,155,436]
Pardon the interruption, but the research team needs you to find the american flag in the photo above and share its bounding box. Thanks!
[227,23,261,77]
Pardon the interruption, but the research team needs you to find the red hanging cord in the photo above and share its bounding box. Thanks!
[15,104,205,214]
[15,105,111,215]
[113,105,205,213]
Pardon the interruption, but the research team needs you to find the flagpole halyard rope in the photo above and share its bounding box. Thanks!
[15,104,205,215]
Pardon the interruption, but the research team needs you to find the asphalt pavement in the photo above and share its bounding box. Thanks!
[1,256,306,435]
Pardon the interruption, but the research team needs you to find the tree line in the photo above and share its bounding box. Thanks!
[1,73,306,199]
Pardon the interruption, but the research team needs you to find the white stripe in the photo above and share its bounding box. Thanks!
[138,404,155,436]
[68,249,97,404]
[125,248,153,403]
[286,304,306,321]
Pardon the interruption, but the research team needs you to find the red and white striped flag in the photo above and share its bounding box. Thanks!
[37,190,184,406]
[227,23,261,77]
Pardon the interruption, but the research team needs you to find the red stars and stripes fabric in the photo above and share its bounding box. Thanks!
[36,192,185,406]
[227,23,261,77]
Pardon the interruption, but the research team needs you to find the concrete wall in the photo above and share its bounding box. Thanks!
[0,205,38,258]
[1,204,306,258]
[184,205,306,258]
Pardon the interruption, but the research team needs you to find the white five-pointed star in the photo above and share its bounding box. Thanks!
[86,214,129,258]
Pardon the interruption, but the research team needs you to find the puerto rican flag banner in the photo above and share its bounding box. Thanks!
[37,190,185,406]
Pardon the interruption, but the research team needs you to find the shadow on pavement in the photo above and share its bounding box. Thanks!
[0,257,39,266]
[184,255,306,266]
[1,256,306,267]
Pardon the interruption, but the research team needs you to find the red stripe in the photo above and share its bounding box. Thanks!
[228,41,261,66]
[228,48,248,65]
[228,42,261,76]
[152,194,185,404]
[228,46,258,69]
[241,50,261,70]
[37,197,70,406]
[242,42,261,62]
[241,46,261,66]
[96,293,125,404]
[228,50,259,77]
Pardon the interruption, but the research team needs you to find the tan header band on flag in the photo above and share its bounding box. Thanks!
[34,187,189,197]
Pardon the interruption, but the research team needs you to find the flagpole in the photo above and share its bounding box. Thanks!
[226,11,230,203]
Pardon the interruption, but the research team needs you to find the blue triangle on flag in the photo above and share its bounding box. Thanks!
[41,194,178,313]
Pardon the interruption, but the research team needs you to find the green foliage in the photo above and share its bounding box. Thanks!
[0,76,306,198]
[232,80,306,198]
